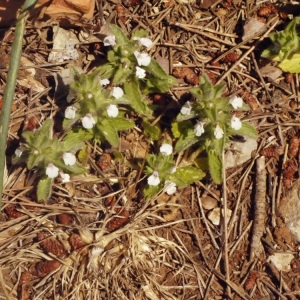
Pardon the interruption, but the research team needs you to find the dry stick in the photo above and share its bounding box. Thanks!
[213,15,279,64]
[265,261,297,300]
[216,17,280,84]
[251,53,284,146]
[211,269,252,300]
[250,156,266,259]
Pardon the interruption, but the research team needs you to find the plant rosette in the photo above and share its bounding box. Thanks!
[13,119,86,201]
[172,75,257,183]
[144,143,205,198]
[64,70,135,147]
[97,24,177,116]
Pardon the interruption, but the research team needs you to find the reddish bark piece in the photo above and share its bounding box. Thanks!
[260,145,284,157]
[69,233,87,250]
[285,73,293,84]
[104,195,117,208]
[222,0,233,8]
[288,137,299,158]
[244,270,260,291]
[221,52,240,63]
[17,271,32,300]
[257,4,277,17]
[37,232,67,258]
[96,153,112,171]
[106,207,130,232]
[18,271,32,286]
[122,0,142,7]
[36,260,61,278]
[5,205,26,219]
[17,284,31,300]
[172,67,199,85]
[25,115,41,132]
[116,4,128,23]
[282,159,298,187]
[241,90,259,110]
[57,213,73,225]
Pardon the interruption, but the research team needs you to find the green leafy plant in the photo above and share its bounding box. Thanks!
[144,143,205,198]
[172,75,257,183]
[13,119,86,201]
[65,69,135,147]
[98,24,176,113]
[262,17,300,73]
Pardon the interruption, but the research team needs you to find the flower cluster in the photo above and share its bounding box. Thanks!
[45,152,76,182]
[173,75,257,184]
[147,143,177,195]
[103,32,152,79]
[185,96,244,140]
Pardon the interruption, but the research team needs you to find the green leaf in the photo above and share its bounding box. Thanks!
[23,119,53,148]
[169,166,205,187]
[143,119,161,140]
[175,128,199,152]
[109,24,130,45]
[27,153,45,170]
[124,79,149,114]
[113,67,132,85]
[279,53,300,73]
[37,177,53,201]
[98,120,119,146]
[208,149,222,184]
[78,145,90,166]
[62,130,86,152]
[261,17,300,73]
[143,184,161,199]
[230,122,258,139]
[110,117,135,131]
[131,29,149,39]
[146,59,169,79]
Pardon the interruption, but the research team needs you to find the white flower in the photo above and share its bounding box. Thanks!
[229,96,243,109]
[60,172,70,183]
[170,166,177,174]
[103,35,116,46]
[194,122,205,137]
[87,93,93,99]
[135,66,146,79]
[134,51,151,66]
[160,143,173,156]
[110,87,124,99]
[140,37,153,47]
[147,171,160,186]
[164,180,177,195]
[46,163,59,178]
[133,36,153,48]
[106,104,119,117]
[82,114,96,129]
[230,115,242,130]
[65,106,76,119]
[63,152,76,166]
[180,101,192,115]
[100,78,110,86]
[214,124,224,139]
[15,148,23,157]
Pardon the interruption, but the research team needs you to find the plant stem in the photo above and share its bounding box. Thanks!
[0,1,37,210]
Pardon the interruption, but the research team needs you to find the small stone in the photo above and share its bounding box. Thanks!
[201,196,218,210]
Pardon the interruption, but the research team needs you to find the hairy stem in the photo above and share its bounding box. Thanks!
[0,0,37,210]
